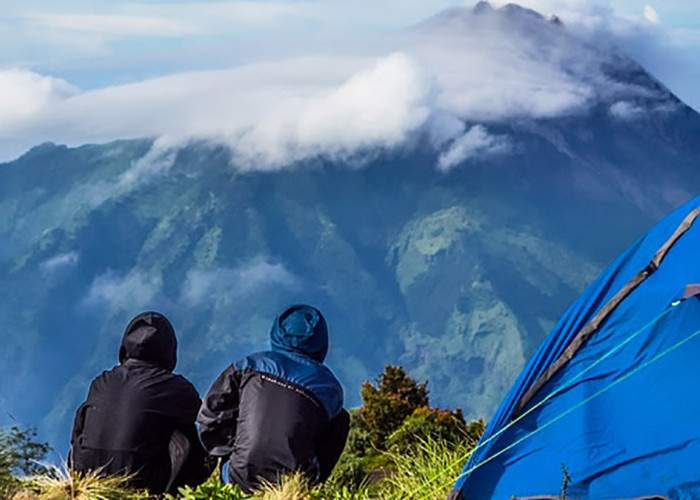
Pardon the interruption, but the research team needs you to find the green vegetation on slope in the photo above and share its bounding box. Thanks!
[1,139,620,446]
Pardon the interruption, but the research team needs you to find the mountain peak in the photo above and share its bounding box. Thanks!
[499,3,545,21]
[420,2,561,34]
[473,1,494,15]
[411,1,681,122]
[472,2,550,23]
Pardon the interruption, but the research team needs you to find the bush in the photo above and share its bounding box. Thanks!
[342,410,371,457]
[328,452,368,489]
[0,426,51,498]
[168,475,247,500]
[335,364,484,494]
[357,365,428,451]
[387,407,469,453]
[329,449,388,490]
[0,426,51,476]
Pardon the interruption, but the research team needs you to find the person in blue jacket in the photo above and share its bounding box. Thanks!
[197,305,349,492]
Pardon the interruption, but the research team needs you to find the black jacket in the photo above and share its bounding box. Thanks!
[70,312,206,493]
[197,305,349,493]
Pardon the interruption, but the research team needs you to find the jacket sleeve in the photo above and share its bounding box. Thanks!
[197,364,242,457]
[69,376,101,469]
[70,376,100,450]
[316,408,350,482]
[154,376,203,454]
[166,377,203,425]
[69,401,89,468]
[70,402,88,446]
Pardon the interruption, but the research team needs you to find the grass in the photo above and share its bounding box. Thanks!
[9,436,474,500]
[12,465,148,500]
[375,438,473,500]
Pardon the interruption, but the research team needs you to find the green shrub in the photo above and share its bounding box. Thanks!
[0,426,51,476]
[166,462,247,500]
[327,452,368,489]
[333,364,484,493]
[168,477,247,500]
[357,365,429,451]
[343,409,371,457]
[387,406,469,453]
[0,426,51,498]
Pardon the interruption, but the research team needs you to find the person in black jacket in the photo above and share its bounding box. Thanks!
[70,311,208,493]
[198,304,349,493]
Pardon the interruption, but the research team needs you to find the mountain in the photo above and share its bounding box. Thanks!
[1,3,700,451]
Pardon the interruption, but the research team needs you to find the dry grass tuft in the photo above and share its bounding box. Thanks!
[13,465,146,500]
[255,472,311,500]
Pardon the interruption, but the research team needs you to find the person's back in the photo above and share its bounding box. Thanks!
[198,305,349,492]
[71,312,206,493]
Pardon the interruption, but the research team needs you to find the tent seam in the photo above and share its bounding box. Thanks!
[513,205,700,418]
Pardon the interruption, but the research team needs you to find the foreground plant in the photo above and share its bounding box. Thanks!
[1,426,52,498]
[375,437,477,500]
[166,470,247,500]
[14,465,147,500]
[10,433,476,500]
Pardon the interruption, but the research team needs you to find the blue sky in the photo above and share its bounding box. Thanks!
[1,0,699,162]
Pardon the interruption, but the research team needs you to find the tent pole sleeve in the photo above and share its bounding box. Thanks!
[512,206,700,418]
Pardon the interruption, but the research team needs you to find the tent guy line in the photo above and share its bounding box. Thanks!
[515,206,700,417]
[453,195,700,497]
[406,298,684,500]
[452,321,700,490]
[467,298,678,458]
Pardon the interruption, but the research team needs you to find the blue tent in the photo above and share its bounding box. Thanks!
[451,196,700,499]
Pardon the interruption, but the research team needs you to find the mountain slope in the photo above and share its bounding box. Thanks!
[1,3,700,450]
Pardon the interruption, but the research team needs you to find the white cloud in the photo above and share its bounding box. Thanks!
[40,251,79,274]
[64,138,179,213]
[643,5,660,25]
[183,258,299,305]
[1,54,432,167]
[9,2,310,45]
[116,138,179,191]
[609,99,678,120]
[408,6,599,121]
[0,70,77,133]
[0,3,681,167]
[27,13,198,37]
[609,100,645,120]
[437,125,511,172]
[127,2,309,28]
[86,270,162,311]
[232,53,433,167]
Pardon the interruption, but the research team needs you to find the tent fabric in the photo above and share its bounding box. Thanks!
[514,205,700,418]
[452,196,700,500]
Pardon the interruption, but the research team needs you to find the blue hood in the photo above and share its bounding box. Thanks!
[270,305,328,362]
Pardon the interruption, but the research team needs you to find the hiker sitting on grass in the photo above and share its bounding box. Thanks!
[197,304,350,493]
[70,311,208,493]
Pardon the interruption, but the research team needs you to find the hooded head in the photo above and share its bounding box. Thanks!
[118,311,177,372]
[270,305,329,362]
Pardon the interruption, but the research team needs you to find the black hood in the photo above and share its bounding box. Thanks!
[118,311,177,372]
